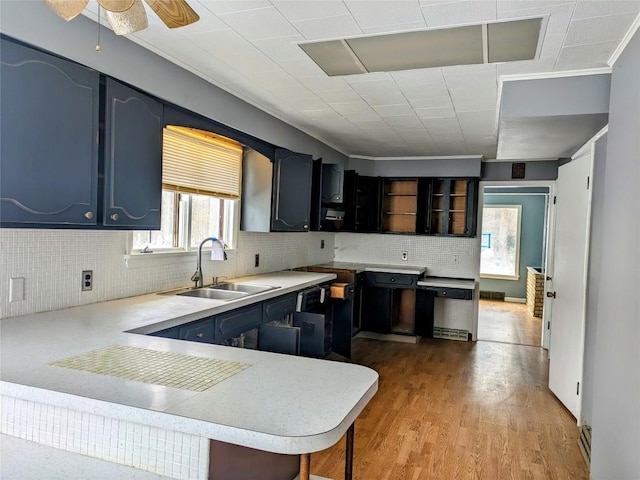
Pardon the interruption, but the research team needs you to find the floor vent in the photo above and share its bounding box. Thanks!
[433,327,470,341]
[479,290,505,300]
[578,424,592,468]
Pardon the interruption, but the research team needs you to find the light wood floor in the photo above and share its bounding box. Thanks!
[312,338,588,480]
[477,300,542,346]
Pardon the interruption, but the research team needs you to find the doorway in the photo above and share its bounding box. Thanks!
[476,183,553,348]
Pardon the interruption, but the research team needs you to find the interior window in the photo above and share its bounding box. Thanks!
[480,205,522,279]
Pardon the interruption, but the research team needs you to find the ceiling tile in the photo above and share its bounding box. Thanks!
[442,69,497,90]
[373,104,416,117]
[272,0,350,21]
[297,76,353,93]
[555,41,619,67]
[457,111,497,134]
[316,89,363,103]
[498,3,575,35]
[384,115,426,128]
[408,95,454,109]
[353,120,391,130]
[421,1,497,27]
[329,100,376,114]
[497,58,556,76]
[278,58,326,77]
[572,0,640,19]
[497,1,576,14]
[540,33,566,58]
[198,1,272,15]
[362,92,409,107]
[345,1,425,29]
[217,6,299,41]
[452,98,498,113]
[362,21,428,35]
[253,35,309,62]
[416,105,457,118]
[292,14,363,40]
[564,13,638,47]
[342,109,382,122]
[347,77,402,96]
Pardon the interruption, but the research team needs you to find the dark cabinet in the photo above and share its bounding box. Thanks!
[425,178,478,237]
[344,172,382,232]
[0,38,100,226]
[271,149,313,232]
[104,78,163,228]
[179,317,215,343]
[0,38,163,230]
[361,272,419,335]
[321,164,344,203]
[262,294,297,323]
[215,304,262,342]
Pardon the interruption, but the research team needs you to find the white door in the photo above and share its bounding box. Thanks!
[548,149,593,420]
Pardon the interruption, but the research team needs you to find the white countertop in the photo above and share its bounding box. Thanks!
[0,271,378,454]
[311,262,427,276]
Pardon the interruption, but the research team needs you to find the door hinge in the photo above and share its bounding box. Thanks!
[587,176,590,190]
[546,291,556,298]
[577,382,580,395]
[547,321,550,330]
[553,196,557,204]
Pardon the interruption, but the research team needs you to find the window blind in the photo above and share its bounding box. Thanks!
[162,126,242,199]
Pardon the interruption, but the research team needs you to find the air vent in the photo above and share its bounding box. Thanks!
[578,424,592,468]
[433,327,470,341]
[479,290,506,300]
[299,18,543,76]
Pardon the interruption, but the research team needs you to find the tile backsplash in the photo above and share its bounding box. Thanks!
[334,232,480,279]
[0,229,334,319]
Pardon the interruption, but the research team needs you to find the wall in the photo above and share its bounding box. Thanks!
[0,229,334,319]
[479,193,547,299]
[588,26,640,480]
[349,157,481,178]
[481,160,559,181]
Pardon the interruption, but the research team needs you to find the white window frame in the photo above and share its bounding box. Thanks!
[480,204,522,281]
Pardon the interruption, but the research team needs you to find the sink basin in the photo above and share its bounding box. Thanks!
[176,288,247,301]
[210,283,278,294]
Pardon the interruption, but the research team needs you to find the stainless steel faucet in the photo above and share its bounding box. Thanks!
[191,237,225,288]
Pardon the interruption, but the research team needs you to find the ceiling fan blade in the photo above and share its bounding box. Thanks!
[104,0,148,35]
[143,0,200,29]
[97,0,135,13]
[42,0,89,21]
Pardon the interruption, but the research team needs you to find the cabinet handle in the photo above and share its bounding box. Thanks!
[110,213,119,221]
[303,224,308,229]
[84,211,94,220]
[196,332,204,338]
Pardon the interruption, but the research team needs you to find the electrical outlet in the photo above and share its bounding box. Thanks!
[254,254,260,268]
[82,270,93,291]
[321,239,325,249]
[401,251,408,261]
[9,277,25,302]
[452,254,459,265]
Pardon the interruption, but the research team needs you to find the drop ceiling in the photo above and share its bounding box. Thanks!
[81,1,640,160]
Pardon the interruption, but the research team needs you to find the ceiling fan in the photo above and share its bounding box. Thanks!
[43,0,200,35]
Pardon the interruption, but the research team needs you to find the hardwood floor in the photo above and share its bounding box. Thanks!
[313,338,588,480]
[477,300,542,346]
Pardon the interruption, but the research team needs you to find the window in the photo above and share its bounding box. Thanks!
[480,205,522,279]
[132,127,242,253]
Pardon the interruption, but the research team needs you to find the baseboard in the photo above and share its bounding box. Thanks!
[504,297,526,304]
[355,331,420,344]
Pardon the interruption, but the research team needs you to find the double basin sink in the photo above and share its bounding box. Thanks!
[173,283,279,301]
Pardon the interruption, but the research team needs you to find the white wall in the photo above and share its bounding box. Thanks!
[0,229,334,319]
[587,26,640,479]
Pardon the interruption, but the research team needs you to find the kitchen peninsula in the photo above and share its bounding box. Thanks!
[0,271,378,480]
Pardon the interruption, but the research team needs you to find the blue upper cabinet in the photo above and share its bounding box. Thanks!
[0,38,100,225]
[103,78,163,229]
[271,149,313,232]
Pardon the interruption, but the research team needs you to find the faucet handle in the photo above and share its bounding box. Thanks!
[191,270,201,282]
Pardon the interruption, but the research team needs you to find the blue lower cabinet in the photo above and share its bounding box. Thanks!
[148,326,180,339]
[215,304,262,343]
[179,318,215,343]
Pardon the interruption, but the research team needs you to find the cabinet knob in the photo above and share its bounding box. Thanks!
[84,211,94,220]
[303,224,308,229]
[110,213,119,221]
[196,332,205,338]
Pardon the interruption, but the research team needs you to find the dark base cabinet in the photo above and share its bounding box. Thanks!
[361,285,393,334]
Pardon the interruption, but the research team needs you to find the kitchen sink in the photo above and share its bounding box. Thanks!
[210,283,279,294]
[171,283,279,301]
[176,288,247,301]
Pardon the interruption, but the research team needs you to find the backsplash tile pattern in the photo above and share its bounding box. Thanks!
[0,229,334,319]
[0,395,209,479]
[334,233,480,279]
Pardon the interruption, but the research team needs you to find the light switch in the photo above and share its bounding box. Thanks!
[9,277,25,302]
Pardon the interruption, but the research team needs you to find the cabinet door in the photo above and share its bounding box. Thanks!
[215,304,262,341]
[0,39,99,225]
[104,78,163,229]
[262,294,297,323]
[179,318,215,343]
[321,164,344,203]
[271,149,313,231]
[427,178,478,237]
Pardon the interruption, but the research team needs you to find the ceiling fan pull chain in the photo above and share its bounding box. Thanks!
[96,3,102,52]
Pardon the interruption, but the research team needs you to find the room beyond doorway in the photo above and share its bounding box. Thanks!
[477,299,542,346]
